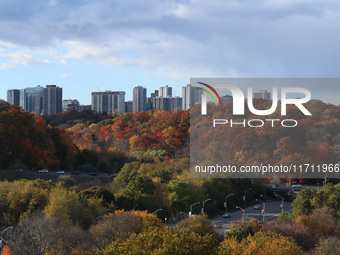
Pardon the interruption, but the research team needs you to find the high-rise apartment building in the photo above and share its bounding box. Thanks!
[159,85,172,98]
[42,85,63,115]
[63,99,80,112]
[20,85,44,114]
[133,86,147,113]
[7,89,20,106]
[125,101,133,113]
[182,84,202,110]
[221,94,233,105]
[253,90,271,100]
[91,91,125,114]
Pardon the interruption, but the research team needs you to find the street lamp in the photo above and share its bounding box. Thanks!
[190,202,200,217]
[92,215,103,223]
[180,212,189,218]
[236,206,245,223]
[0,226,13,249]
[202,199,211,213]
[225,194,234,212]
[256,198,265,223]
[243,188,252,204]
[275,194,284,214]
[152,209,163,215]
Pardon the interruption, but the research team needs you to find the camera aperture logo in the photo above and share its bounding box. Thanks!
[196,82,312,128]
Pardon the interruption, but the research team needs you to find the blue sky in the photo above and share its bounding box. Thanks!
[1,0,340,105]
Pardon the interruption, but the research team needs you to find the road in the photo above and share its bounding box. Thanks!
[212,201,292,227]
[0,169,113,178]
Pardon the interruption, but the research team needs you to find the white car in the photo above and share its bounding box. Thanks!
[39,169,48,173]
[57,170,65,174]
[253,205,260,210]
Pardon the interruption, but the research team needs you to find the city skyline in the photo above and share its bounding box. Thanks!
[1,1,340,105]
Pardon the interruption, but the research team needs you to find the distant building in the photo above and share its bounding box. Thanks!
[63,99,80,112]
[133,86,147,113]
[182,84,202,110]
[253,90,271,100]
[79,105,92,112]
[125,101,133,113]
[7,89,20,106]
[150,90,159,98]
[152,97,171,111]
[42,85,63,115]
[221,95,233,105]
[20,85,44,114]
[170,97,182,111]
[91,91,125,114]
[159,85,172,98]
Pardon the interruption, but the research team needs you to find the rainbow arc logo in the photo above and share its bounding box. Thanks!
[196,82,222,106]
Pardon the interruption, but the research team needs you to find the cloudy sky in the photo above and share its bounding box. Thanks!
[1,0,340,104]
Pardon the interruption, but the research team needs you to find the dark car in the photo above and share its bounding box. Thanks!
[72,171,81,175]
[89,172,99,176]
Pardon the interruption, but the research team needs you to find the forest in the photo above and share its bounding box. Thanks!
[0,99,340,254]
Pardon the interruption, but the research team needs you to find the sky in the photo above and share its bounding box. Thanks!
[1,0,340,105]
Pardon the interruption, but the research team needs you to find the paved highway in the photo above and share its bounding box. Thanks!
[212,201,292,227]
[0,169,113,178]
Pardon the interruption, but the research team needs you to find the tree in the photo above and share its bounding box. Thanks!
[44,188,106,229]
[291,188,316,217]
[218,231,301,255]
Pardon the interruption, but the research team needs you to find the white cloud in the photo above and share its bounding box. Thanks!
[61,73,71,77]
[0,0,339,78]
[0,63,14,70]
[6,52,51,66]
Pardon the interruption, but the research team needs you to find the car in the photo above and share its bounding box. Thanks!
[292,184,302,188]
[111,173,119,178]
[253,205,260,210]
[223,213,231,218]
[38,169,48,173]
[72,171,81,175]
[213,223,222,228]
[57,170,65,174]
[89,172,99,176]
[15,169,24,172]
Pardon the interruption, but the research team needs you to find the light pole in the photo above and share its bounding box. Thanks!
[0,226,13,249]
[152,209,163,215]
[92,215,103,223]
[180,212,189,218]
[236,206,245,223]
[275,194,284,214]
[256,198,265,223]
[190,202,200,217]
[202,199,211,213]
[243,188,252,204]
[225,194,234,212]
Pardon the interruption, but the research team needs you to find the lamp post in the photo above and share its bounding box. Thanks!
[180,212,189,218]
[243,188,252,204]
[202,199,211,213]
[225,194,234,212]
[0,226,13,250]
[275,194,284,214]
[256,198,265,223]
[190,202,200,217]
[236,206,245,223]
[152,209,163,215]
